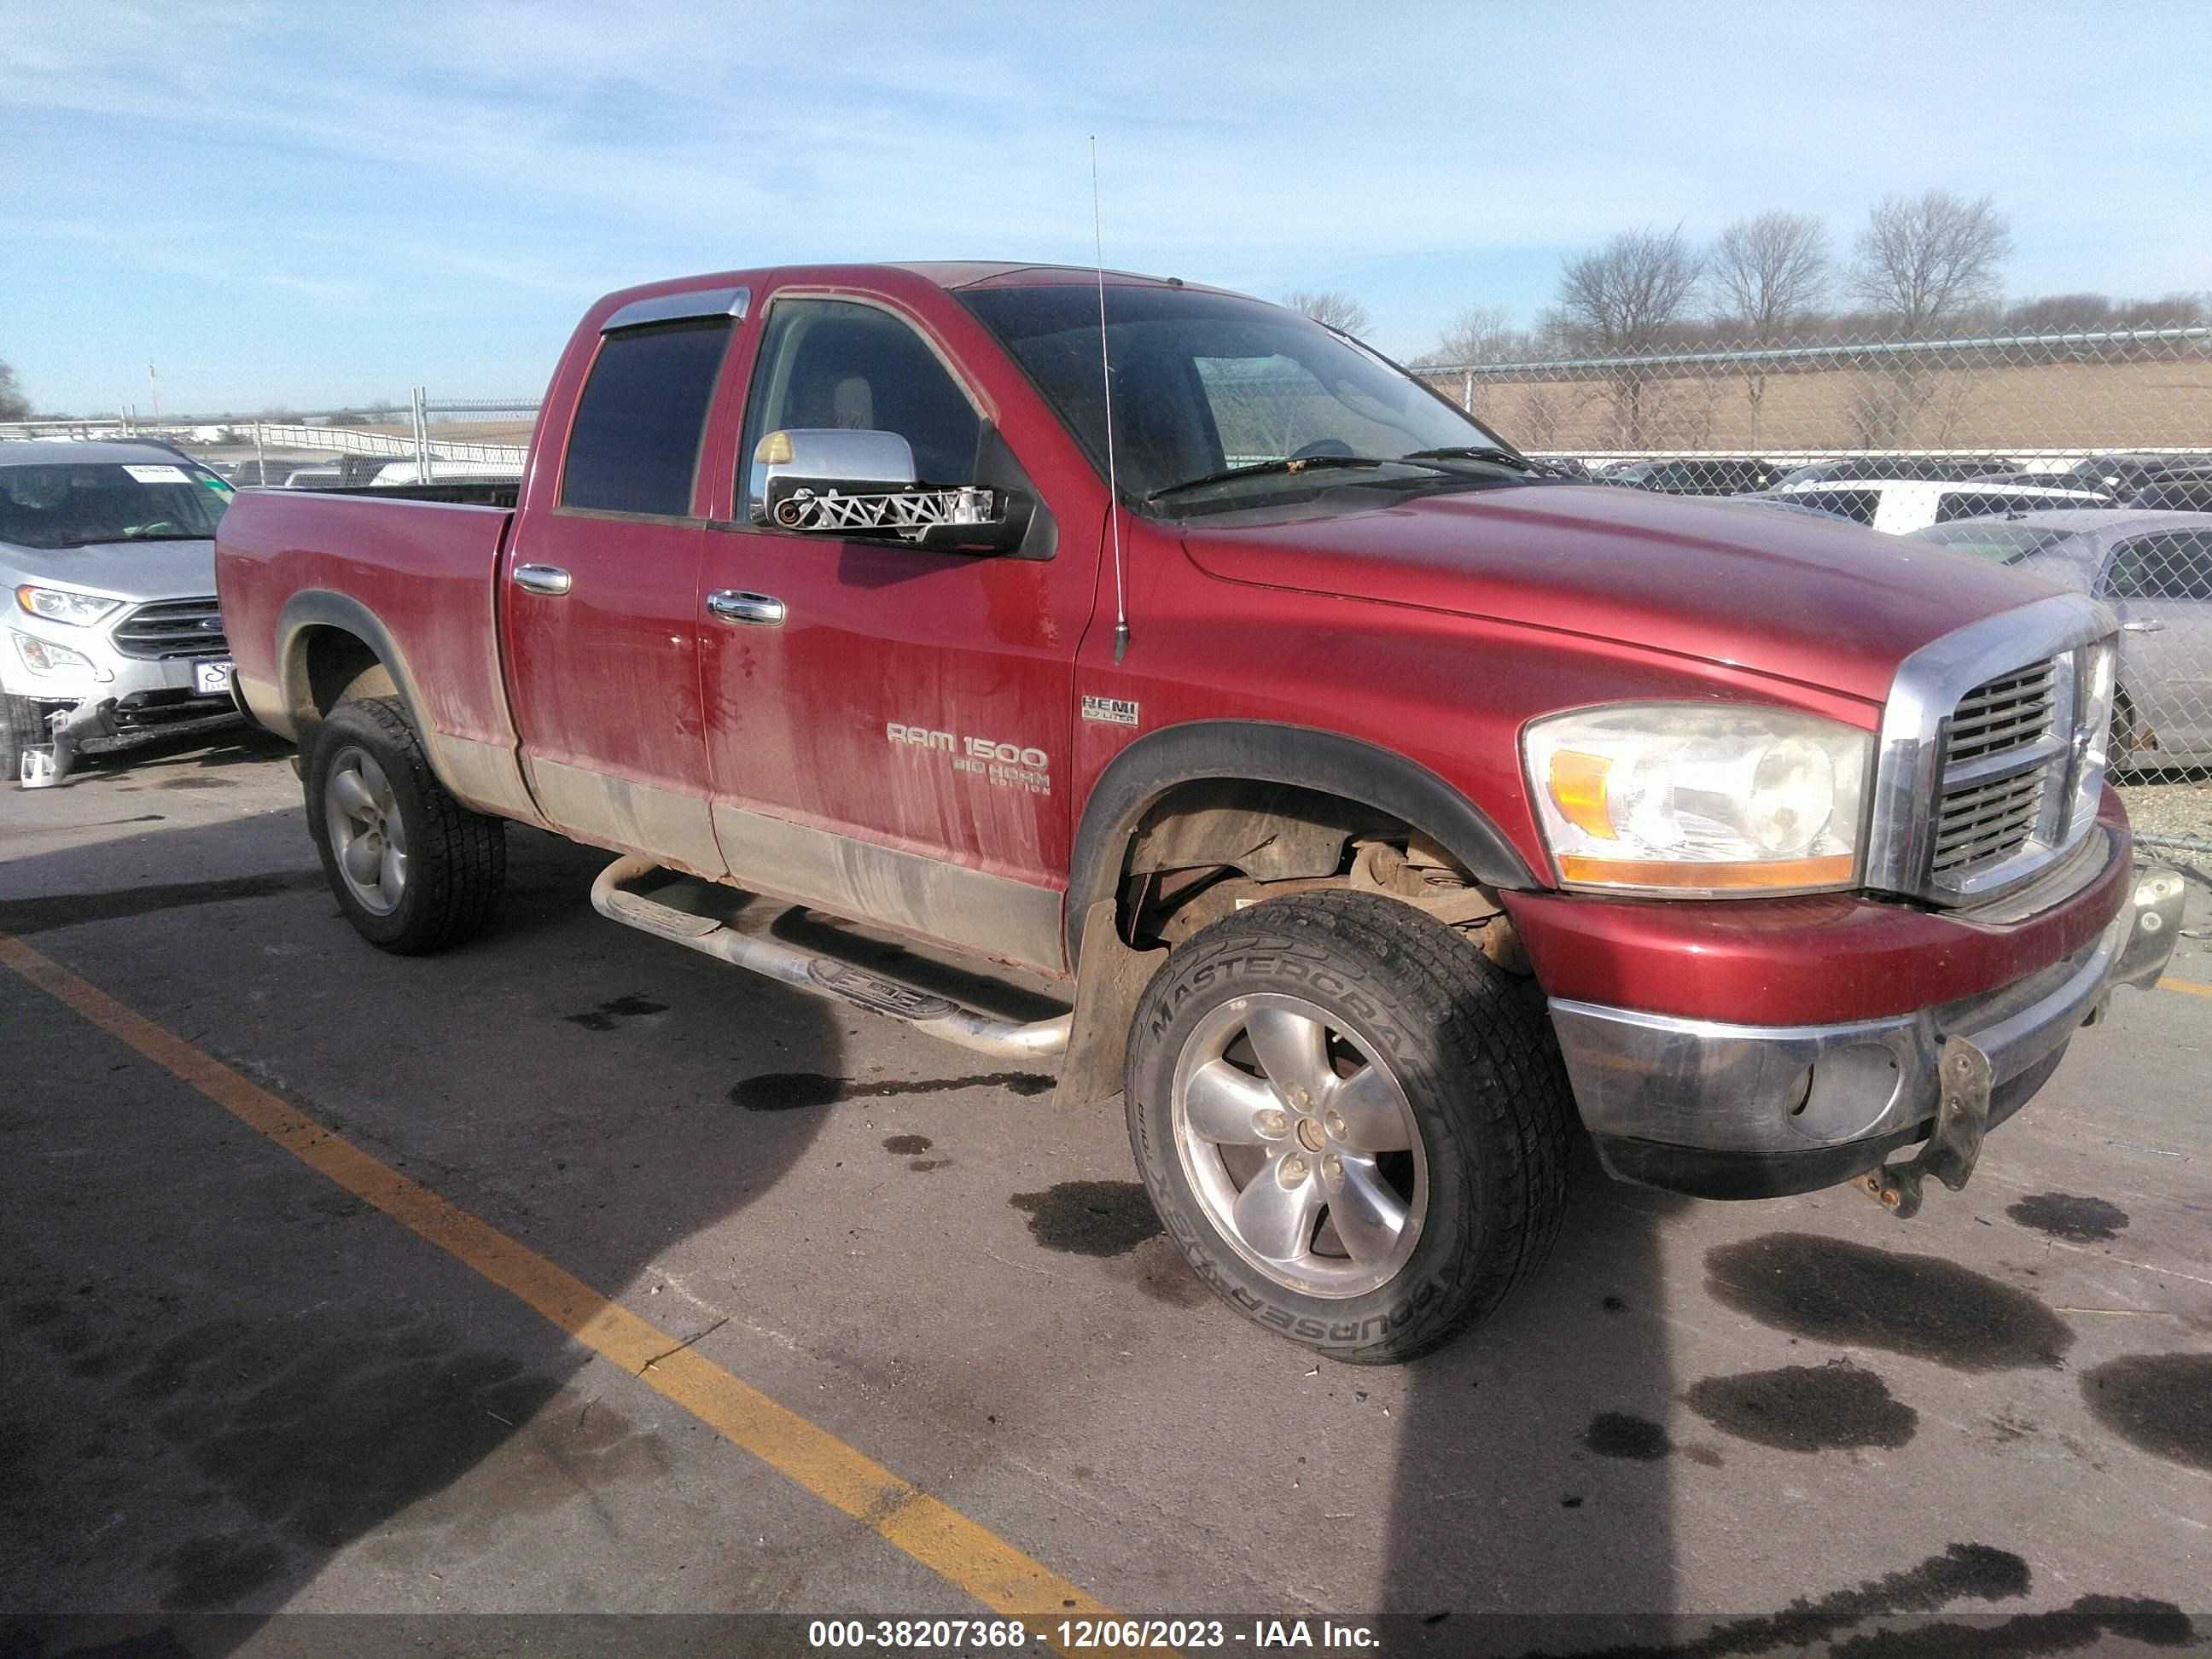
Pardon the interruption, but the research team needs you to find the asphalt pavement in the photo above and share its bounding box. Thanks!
[3,727,2208,1656]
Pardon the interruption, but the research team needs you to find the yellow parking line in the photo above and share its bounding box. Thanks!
[0,933,1112,1632]
[2160,976,2212,999]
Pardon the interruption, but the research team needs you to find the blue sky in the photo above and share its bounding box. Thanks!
[3,0,2206,416]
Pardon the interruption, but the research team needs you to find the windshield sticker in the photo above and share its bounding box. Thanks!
[1080,695,1139,727]
[122,464,191,484]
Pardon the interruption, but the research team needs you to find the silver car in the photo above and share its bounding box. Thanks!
[1911,509,2212,771]
[2,439,243,784]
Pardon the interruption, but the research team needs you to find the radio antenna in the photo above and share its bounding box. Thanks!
[1091,136,1130,663]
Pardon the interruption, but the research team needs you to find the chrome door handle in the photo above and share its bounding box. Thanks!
[513,563,573,597]
[2122,620,2165,633]
[707,590,787,627]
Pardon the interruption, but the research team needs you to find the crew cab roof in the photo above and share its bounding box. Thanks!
[587,262,1244,328]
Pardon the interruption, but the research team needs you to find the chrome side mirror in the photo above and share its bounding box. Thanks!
[753,428,1030,554]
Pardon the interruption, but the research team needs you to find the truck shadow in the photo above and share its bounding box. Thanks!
[1381,1144,1689,1650]
[0,805,851,1638]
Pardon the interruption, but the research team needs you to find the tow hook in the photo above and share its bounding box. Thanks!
[1858,1036,1993,1219]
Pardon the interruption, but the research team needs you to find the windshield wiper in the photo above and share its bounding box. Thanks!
[1400,445,1547,473]
[1145,454,1444,503]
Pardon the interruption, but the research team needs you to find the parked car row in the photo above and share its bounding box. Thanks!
[1906,509,2212,771]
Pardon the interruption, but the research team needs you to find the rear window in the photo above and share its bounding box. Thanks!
[1790,488,1880,526]
[1913,523,2076,564]
[561,317,731,516]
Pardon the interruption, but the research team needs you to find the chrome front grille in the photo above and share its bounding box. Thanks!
[111,597,227,660]
[1945,661,2055,765]
[1930,763,2049,876]
[1866,594,2117,907]
[1930,659,2060,880]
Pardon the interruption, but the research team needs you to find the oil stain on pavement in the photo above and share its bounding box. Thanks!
[731,1070,1052,1110]
[1580,1410,1723,1467]
[2081,1353,2212,1471]
[882,1134,933,1155]
[2006,1191,2131,1243]
[1704,1233,2074,1370]
[1684,1359,1918,1452]
[563,993,669,1030]
[1010,1181,1161,1257]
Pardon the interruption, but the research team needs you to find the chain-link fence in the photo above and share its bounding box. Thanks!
[1405,324,2212,840]
[6,329,2205,837]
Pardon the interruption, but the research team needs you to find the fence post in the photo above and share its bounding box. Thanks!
[1462,370,1472,413]
[412,387,432,483]
[253,423,266,483]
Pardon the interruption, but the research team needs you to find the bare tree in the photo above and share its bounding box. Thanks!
[1554,226,1702,445]
[1284,289,1372,337]
[1707,212,1827,445]
[0,357,29,422]
[1710,212,1828,340]
[1425,305,1523,365]
[1556,225,1703,352]
[1848,190,2013,334]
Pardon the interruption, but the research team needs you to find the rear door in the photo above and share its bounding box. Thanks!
[2100,530,2212,758]
[693,292,1091,972]
[501,302,736,875]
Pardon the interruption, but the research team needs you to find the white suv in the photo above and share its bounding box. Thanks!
[2,440,244,783]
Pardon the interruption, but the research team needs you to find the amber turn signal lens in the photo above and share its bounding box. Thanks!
[1547,750,1615,840]
[755,430,794,464]
[1557,853,1857,891]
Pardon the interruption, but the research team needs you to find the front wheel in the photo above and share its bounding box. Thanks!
[306,696,506,954]
[4,694,61,783]
[1125,890,1574,1364]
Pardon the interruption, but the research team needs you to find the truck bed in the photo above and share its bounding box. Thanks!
[216,489,523,781]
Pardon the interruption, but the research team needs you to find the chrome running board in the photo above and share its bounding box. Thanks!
[589,855,1071,1061]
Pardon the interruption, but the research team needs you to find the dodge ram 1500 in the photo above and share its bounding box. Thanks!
[215,263,2184,1362]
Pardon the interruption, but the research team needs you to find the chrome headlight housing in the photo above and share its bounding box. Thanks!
[15,584,122,626]
[1523,703,1872,895]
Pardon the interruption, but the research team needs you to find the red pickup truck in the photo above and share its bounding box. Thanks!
[216,263,2183,1362]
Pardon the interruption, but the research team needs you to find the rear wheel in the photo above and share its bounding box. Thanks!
[1125,890,1574,1365]
[306,696,505,953]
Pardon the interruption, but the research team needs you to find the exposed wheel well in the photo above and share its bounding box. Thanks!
[293,626,399,741]
[1113,776,1522,968]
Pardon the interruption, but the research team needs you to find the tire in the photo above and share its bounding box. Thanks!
[1126,890,1574,1365]
[4,694,60,779]
[305,696,505,954]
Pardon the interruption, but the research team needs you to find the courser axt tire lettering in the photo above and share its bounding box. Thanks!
[1125,890,1574,1364]
[306,695,505,955]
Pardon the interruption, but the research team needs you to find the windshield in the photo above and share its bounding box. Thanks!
[0,461,234,550]
[1912,522,2079,564]
[959,284,1519,514]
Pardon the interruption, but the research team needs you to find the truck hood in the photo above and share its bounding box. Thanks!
[3,538,218,602]
[1179,485,2063,704]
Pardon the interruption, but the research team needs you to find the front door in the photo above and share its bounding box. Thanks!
[2103,529,2212,760]
[696,294,1093,971]
[503,311,732,876]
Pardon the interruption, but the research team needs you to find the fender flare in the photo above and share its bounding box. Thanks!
[276,589,447,776]
[1065,719,1540,965]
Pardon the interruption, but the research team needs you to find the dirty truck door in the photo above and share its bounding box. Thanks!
[696,294,1084,972]
[502,310,732,876]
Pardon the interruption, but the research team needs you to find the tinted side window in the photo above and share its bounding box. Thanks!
[2107,533,2212,601]
[562,317,731,516]
[1798,489,1879,526]
[739,300,981,517]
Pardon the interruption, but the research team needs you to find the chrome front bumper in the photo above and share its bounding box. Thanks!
[1548,863,2186,1197]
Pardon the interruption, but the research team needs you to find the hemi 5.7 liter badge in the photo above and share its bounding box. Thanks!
[1080,696,1139,727]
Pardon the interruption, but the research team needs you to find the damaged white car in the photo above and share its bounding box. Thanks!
[3,440,245,785]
